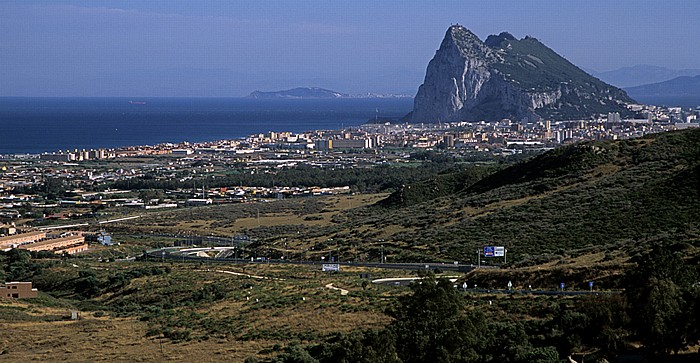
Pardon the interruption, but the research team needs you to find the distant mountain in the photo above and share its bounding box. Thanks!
[625,75,700,99]
[595,65,700,88]
[246,87,345,99]
[246,87,413,99]
[412,26,635,123]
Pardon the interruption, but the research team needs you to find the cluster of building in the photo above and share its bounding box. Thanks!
[39,148,113,162]
[0,227,88,255]
[6,103,693,163]
[146,103,700,155]
[0,102,698,219]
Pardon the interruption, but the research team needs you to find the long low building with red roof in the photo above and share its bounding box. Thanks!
[0,231,47,250]
[18,234,87,255]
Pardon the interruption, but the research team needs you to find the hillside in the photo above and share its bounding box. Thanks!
[320,129,700,265]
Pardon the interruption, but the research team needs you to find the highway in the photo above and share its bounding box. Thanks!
[143,249,619,296]
[143,248,485,272]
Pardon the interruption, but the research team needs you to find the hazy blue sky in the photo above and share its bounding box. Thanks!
[1,0,698,97]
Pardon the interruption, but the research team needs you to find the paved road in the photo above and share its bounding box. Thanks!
[143,250,619,296]
[463,288,620,296]
[144,249,488,272]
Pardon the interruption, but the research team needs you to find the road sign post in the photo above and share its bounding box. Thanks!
[484,246,507,265]
[560,282,565,291]
[322,263,340,278]
[588,281,593,291]
[322,264,340,272]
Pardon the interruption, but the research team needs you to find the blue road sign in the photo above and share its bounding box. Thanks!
[483,246,495,257]
[560,282,565,290]
[588,281,594,288]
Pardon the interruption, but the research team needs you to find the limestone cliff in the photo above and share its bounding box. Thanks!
[412,26,635,122]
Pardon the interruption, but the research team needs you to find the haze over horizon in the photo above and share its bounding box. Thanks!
[2,0,698,97]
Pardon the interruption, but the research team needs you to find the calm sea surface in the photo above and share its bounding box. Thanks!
[0,97,413,154]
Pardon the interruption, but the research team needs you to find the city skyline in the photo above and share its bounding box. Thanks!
[2,0,698,97]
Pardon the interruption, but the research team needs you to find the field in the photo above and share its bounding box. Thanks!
[0,260,409,362]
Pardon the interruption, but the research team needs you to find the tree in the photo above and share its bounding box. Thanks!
[479,320,534,362]
[521,347,559,363]
[138,189,164,205]
[388,272,484,363]
[308,330,399,363]
[275,344,319,363]
[1,249,41,281]
[575,295,630,355]
[41,177,68,200]
[624,245,698,357]
[76,269,101,298]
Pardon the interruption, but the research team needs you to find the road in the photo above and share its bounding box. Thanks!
[462,288,620,296]
[142,250,619,296]
[143,249,487,272]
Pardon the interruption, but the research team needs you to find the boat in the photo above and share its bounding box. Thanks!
[128,101,146,105]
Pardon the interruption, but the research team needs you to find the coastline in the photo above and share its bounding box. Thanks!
[0,97,413,155]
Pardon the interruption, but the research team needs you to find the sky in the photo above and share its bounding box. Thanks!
[1,0,698,97]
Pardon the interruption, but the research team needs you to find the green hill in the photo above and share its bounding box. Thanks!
[323,129,700,263]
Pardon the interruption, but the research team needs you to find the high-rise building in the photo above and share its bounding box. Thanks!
[443,134,455,148]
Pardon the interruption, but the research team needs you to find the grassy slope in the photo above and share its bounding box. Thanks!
[332,129,700,265]
[0,262,406,362]
[84,130,700,270]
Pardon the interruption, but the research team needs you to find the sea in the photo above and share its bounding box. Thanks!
[0,97,413,155]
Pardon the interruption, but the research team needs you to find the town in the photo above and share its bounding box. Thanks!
[1,103,698,223]
[0,102,697,252]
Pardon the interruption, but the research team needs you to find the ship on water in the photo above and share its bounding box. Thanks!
[128,100,146,105]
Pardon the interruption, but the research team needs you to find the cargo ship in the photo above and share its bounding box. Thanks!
[128,101,146,105]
